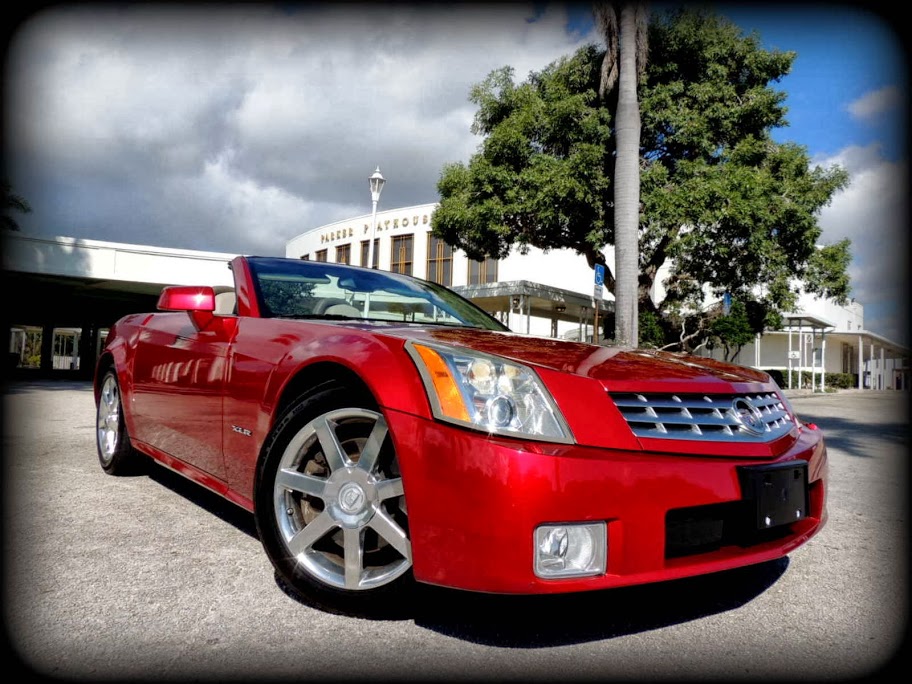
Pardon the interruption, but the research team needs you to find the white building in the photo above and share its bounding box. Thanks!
[286,202,613,341]
[287,202,909,391]
[2,233,234,377]
[3,210,906,391]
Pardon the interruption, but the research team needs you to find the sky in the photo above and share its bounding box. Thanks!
[3,2,908,344]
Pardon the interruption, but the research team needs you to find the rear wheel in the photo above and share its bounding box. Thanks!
[255,383,412,615]
[96,370,142,475]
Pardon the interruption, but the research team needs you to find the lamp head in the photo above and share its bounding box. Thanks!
[369,166,386,201]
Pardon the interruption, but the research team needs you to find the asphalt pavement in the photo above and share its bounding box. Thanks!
[2,380,908,681]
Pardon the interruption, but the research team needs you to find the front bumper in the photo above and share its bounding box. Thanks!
[386,408,828,594]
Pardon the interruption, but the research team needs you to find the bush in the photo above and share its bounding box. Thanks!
[784,370,854,390]
[825,372,855,389]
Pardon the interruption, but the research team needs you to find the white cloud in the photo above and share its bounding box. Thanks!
[847,85,904,120]
[814,144,909,343]
[6,3,594,256]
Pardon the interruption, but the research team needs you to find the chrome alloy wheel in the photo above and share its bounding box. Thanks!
[272,408,411,591]
[97,373,121,466]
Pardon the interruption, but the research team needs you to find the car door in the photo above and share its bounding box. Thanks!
[130,312,231,480]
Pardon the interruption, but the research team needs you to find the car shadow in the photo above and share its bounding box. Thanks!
[273,556,788,643]
[146,461,259,539]
[795,415,908,458]
[141,451,789,645]
[409,559,788,646]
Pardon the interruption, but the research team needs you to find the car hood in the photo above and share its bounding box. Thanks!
[364,324,795,457]
[377,325,773,394]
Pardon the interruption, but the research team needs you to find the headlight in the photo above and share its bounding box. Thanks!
[406,341,574,443]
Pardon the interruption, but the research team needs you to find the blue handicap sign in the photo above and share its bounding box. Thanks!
[594,263,605,286]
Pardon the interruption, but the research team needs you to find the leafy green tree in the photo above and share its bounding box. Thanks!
[259,280,317,316]
[387,302,427,321]
[432,47,613,272]
[637,308,665,348]
[433,6,850,351]
[2,180,31,231]
[707,300,756,362]
[804,238,851,303]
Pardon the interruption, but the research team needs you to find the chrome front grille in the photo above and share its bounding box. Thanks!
[610,391,795,443]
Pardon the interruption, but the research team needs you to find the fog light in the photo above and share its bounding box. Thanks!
[534,522,606,578]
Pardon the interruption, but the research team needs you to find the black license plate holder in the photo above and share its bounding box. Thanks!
[738,460,809,530]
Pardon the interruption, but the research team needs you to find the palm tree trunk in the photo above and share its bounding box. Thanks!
[613,3,641,348]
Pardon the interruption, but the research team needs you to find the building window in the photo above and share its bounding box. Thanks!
[315,249,328,262]
[300,254,310,260]
[9,324,43,369]
[335,243,351,265]
[390,235,414,276]
[360,239,379,269]
[468,256,498,284]
[426,235,453,286]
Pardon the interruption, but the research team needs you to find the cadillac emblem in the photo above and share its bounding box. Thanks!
[731,397,766,436]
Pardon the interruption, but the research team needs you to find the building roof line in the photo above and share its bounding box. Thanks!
[6,233,239,260]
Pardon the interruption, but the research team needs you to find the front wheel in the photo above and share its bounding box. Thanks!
[255,385,413,615]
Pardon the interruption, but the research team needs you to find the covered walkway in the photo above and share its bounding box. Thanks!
[3,233,234,379]
[453,280,612,342]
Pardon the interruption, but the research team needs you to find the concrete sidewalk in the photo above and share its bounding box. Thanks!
[781,387,901,399]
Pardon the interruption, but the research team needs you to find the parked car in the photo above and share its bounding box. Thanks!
[95,255,828,614]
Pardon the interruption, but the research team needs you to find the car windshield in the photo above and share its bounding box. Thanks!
[246,257,507,331]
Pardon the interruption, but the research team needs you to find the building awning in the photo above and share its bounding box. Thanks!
[781,311,836,330]
[453,280,612,327]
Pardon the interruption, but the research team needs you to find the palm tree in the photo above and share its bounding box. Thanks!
[593,1,648,347]
[2,180,32,231]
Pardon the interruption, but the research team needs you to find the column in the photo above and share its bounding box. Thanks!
[880,346,885,390]
[79,323,97,380]
[40,323,54,376]
[811,326,817,392]
[788,325,794,389]
[525,294,531,335]
[821,331,827,392]
[869,342,875,390]
[857,335,863,389]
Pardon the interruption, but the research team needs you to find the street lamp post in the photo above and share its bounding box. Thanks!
[366,166,386,270]
[363,167,386,317]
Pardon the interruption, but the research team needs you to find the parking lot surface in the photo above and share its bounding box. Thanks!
[2,381,907,680]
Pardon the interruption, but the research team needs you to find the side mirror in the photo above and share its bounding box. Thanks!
[157,286,216,312]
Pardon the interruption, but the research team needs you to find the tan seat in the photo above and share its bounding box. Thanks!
[214,291,237,315]
[314,298,361,318]
[322,303,361,318]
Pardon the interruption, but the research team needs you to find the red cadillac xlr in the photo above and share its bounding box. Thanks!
[95,255,828,613]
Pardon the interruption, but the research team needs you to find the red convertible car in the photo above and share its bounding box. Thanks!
[95,255,827,614]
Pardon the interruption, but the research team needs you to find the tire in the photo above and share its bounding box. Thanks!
[96,370,142,475]
[254,382,413,616]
